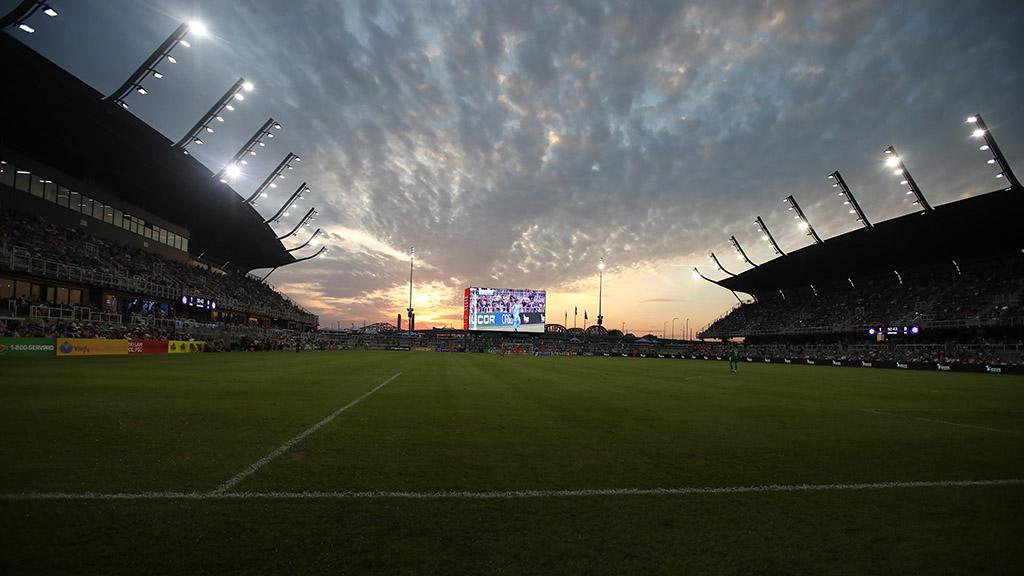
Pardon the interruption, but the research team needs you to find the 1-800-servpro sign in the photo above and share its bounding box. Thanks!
[0,338,56,357]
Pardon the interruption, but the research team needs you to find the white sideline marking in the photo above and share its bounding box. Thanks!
[2,479,1022,501]
[861,409,1022,435]
[210,372,402,494]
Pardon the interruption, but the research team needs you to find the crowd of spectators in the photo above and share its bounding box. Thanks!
[702,254,1024,338]
[0,212,315,324]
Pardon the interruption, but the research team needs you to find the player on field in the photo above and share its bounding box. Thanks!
[729,344,739,373]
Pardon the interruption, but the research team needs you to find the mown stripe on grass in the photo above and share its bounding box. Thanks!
[4,479,1022,500]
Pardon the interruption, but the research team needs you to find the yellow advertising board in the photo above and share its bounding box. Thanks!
[167,340,206,354]
[55,338,129,357]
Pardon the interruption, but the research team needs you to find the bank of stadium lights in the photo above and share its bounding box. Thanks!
[106,21,207,109]
[966,114,1020,189]
[244,153,300,204]
[276,208,318,241]
[264,182,309,224]
[215,118,283,182]
[883,146,932,212]
[173,78,254,150]
[783,195,822,244]
[286,227,322,252]
[754,216,786,256]
[597,258,605,326]
[709,252,735,276]
[261,245,328,281]
[827,171,872,228]
[1,1,58,35]
[729,235,757,267]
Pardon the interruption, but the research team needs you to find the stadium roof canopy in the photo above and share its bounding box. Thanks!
[716,186,1024,296]
[0,33,295,271]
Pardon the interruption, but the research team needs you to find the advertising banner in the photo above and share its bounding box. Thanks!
[0,337,56,357]
[56,338,129,357]
[128,340,168,354]
[168,340,206,354]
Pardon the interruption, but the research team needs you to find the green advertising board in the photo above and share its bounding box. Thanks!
[0,338,56,357]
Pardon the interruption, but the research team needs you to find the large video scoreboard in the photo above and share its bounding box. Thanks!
[463,287,546,332]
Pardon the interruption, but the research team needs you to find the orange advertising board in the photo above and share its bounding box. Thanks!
[55,338,129,357]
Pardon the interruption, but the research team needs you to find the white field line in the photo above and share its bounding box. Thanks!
[860,409,1022,435]
[2,479,1022,501]
[210,372,402,495]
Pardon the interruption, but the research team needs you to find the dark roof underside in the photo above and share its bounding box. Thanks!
[0,33,295,271]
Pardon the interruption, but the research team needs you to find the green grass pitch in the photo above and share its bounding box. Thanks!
[1,351,1022,575]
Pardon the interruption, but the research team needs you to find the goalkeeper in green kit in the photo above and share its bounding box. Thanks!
[729,344,739,374]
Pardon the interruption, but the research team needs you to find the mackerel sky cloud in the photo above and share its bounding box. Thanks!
[12,0,1023,332]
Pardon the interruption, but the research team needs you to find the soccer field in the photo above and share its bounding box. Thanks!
[1,351,1022,575]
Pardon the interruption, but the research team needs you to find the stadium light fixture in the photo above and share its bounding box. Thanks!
[828,171,872,228]
[286,227,322,252]
[729,235,757,267]
[754,216,786,256]
[174,78,252,150]
[106,21,207,108]
[276,208,318,240]
[966,114,1020,189]
[216,118,281,182]
[783,195,822,244]
[709,252,735,277]
[264,182,309,224]
[883,146,932,212]
[244,153,300,204]
[2,1,57,33]
[597,257,605,326]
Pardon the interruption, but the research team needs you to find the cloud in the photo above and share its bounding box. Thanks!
[27,0,1024,327]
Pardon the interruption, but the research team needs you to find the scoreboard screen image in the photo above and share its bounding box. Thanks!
[463,287,546,332]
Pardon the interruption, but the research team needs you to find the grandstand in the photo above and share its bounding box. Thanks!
[696,184,1024,365]
[0,27,318,344]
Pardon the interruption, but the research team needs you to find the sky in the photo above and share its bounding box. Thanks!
[6,0,1023,336]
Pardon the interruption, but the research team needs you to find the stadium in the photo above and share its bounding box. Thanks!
[1,2,1023,575]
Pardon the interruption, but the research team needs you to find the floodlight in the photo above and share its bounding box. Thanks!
[179,40,191,48]
[136,86,148,95]
[234,93,245,101]
[43,7,58,17]
[971,128,985,138]
[885,156,899,168]
[152,71,163,79]
[224,164,242,179]
[187,20,208,36]
[242,81,255,92]
[167,56,177,64]
[966,116,977,123]
[19,24,34,33]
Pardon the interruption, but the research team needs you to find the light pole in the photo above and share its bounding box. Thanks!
[686,318,689,341]
[828,171,872,228]
[663,320,667,339]
[783,195,822,244]
[107,21,207,109]
[967,114,1020,188]
[216,118,282,182]
[597,257,605,326]
[245,153,301,205]
[407,247,415,333]
[754,217,786,256]
[264,182,308,225]
[672,317,678,340]
[883,146,932,212]
[173,78,254,150]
